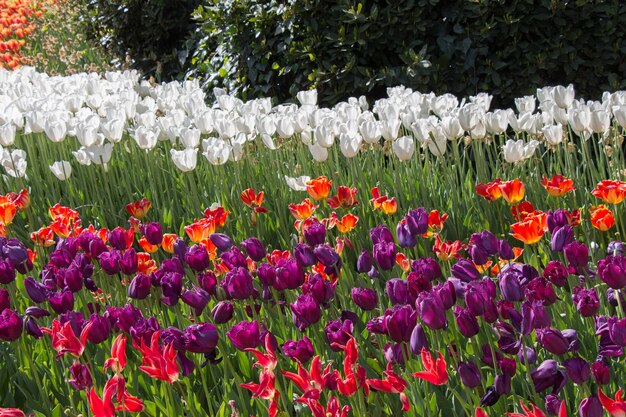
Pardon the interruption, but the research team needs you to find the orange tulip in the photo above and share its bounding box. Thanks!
[327,186,358,209]
[592,180,626,204]
[590,205,615,231]
[125,198,151,219]
[30,226,55,246]
[370,187,398,214]
[203,206,230,227]
[510,211,547,245]
[161,234,178,253]
[475,178,503,201]
[432,236,464,261]
[334,213,358,233]
[306,176,332,201]
[396,253,411,272]
[498,179,525,204]
[541,175,575,197]
[240,188,268,213]
[0,198,16,226]
[137,252,157,275]
[422,210,448,237]
[289,199,318,221]
[511,201,535,221]
[6,189,29,210]
[138,237,159,253]
[563,209,581,227]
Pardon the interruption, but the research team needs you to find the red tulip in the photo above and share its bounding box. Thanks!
[304,396,351,417]
[281,355,334,402]
[0,408,25,417]
[245,334,277,375]
[598,388,626,417]
[331,337,369,397]
[134,331,179,383]
[240,372,280,417]
[412,348,448,385]
[41,319,92,359]
[366,362,410,411]
[104,334,127,374]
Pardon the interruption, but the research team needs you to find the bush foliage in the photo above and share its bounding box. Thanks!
[189,0,626,106]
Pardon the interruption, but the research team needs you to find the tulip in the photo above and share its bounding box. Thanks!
[598,255,626,289]
[537,328,569,355]
[396,222,417,248]
[69,362,93,391]
[24,317,43,339]
[0,260,15,284]
[211,301,234,324]
[240,237,266,262]
[119,248,138,276]
[141,222,163,246]
[313,244,340,267]
[405,208,428,235]
[185,245,210,271]
[499,269,524,301]
[608,241,626,256]
[183,323,218,353]
[226,320,261,351]
[98,251,121,275]
[551,225,574,252]
[517,346,537,365]
[48,290,74,314]
[458,361,481,388]
[563,357,590,384]
[452,259,480,282]
[480,344,503,368]
[87,314,111,345]
[282,336,314,363]
[531,359,566,393]
[324,318,353,351]
[273,258,304,291]
[0,309,22,341]
[160,272,183,306]
[386,278,409,305]
[416,291,447,330]
[385,305,418,343]
[409,323,428,355]
[590,205,615,231]
[572,286,599,317]
[454,306,479,338]
[544,394,563,416]
[220,247,247,269]
[223,267,254,300]
[303,274,336,306]
[356,250,373,273]
[564,241,589,271]
[128,273,151,299]
[291,294,321,331]
[181,286,210,315]
[521,300,551,335]
[591,179,626,204]
[374,241,396,270]
[579,395,602,417]
[304,221,326,246]
[0,289,8,312]
[544,260,568,287]
[370,225,394,244]
[292,243,315,267]
[591,360,610,385]
[351,287,378,311]
[480,385,500,406]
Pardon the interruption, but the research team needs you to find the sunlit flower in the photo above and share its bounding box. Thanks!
[289,199,318,221]
[498,179,525,204]
[541,175,575,197]
[370,187,397,214]
[0,197,16,226]
[510,211,548,245]
[125,198,151,219]
[306,176,332,201]
[422,210,448,237]
[366,362,410,411]
[475,178,502,201]
[433,236,464,261]
[511,201,535,221]
[590,205,615,231]
[598,387,626,417]
[412,348,448,385]
[241,188,268,213]
[134,331,179,383]
[327,186,358,209]
[592,180,626,204]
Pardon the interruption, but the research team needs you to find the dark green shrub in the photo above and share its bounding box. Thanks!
[189,0,626,106]
[81,0,202,80]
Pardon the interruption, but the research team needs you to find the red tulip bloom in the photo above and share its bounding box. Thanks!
[327,186,358,209]
[241,188,268,213]
[281,355,334,402]
[511,201,536,222]
[88,375,144,417]
[366,362,410,411]
[42,319,92,359]
[475,407,488,417]
[510,211,548,245]
[134,331,179,383]
[475,178,503,201]
[422,210,448,237]
[370,187,398,214]
[599,388,626,417]
[0,197,16,226]
[125,198,151,219]
[6,189,30,211]
[289,199,318,221]
[541,175,575,197]
[590,205,615,231]
[246,334,277,376]
[331,337,369,397]
[506,399,567,417]
[104,334,127,374]
[241,372,280,417]
[433,236,464,261]
[498,179,525,204]
[592,180,626,204]
[412,348,448,385]
[304,396,351,417]
[306,176,332,201]
[0,408,25,417]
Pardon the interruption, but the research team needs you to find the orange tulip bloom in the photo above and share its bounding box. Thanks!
[125,198,151,219]
[511,201,535,222]
[0,198,16,226]
[6,189,29,210]
[510,211,548,245]
[203,206,230,227]
[0,224,6,237]
[541,175,575,197]
[564,209,581,227]
[592,180,626,204]
[498,179,525,204]
[30,226,55,246]
[329,212,358,233]
[138,237,159,253]
[289,199,318,221]
[396,253,411,272]
[475,178,503,201]
[590,205,615,231]
[184,219,214,243]
[370,187,398,214]
[240,188,268,213]
[137,252,157,275]
[327,186,359,209]
[306,176,332,200]
[432,236,464,261]
[48,204,79,222]
[422,210,448,237]
[161,234,178,253]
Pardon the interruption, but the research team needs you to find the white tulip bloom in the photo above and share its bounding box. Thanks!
[542,124,563,146]
[440,115,464,139]
[203,138,231,165]
[502,139,539,163]
[308,143,328,162]
[514,96,536,114]
[101,119,124,143]
[393,135,415,161]
[276,117,295,138]
[314,124,335,148]
[72,148,92,166]
[50,160,72,180]
[554,84,575,109]
[133,126,159,150]
[179,127,201,148]
[1,148,27,177]
[484,109,509,134]
[196,110,215,134]
[170,148,197,172]
[216,118,236,139]
[427,127,447,156]
[0,123,16,146]
[381,118,401,141]
[458,104,484,131]
[470,121,486,140]
[613,106,626,129]
[431,94,459,117]
[568,106,591,134]
[85,143,114,165]
[284,175,311,191]
[469,93,493,112]
[589,110,610,134]
[339,132,361,158]
[297,89,318,107]
[260,133,276,150]
[359,120,381,144]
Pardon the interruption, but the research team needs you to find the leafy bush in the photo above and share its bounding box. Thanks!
[81,0,202,80]
[190,0,626,106]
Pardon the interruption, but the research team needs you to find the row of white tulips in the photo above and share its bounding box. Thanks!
[1,66,626,181]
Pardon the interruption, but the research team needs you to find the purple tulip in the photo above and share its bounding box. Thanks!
[198,271,217,295]
[211,301,234,324]
[108,227,130,251]
[222,267,254,300]
[373,241,396,271]
[579,396,603,417]
[547,209,570,233]
[98,250,121,275]
[304,221,326,246]
[498,239,515,260]
[128,273,151,299]
[290,294,321,331]
[416,291,447,330]
[324,318,353,351]
[356,250,372,273]
[141,222,163,246]
[454,306,479,338]
[274,258,304,291]
[160,272,183,306]
[160,327,186,350]
[396,222,416,248]
[543,260,568,287]
[591,360,610,385]
[517,346,537,365]
[209,233,233,252]
[537,328,569,355]
[481,344,503,368]
[367,316,387,334]
[24,317,43,339]
[386,278,409,305]
[226,320,261,351]
[185,245,210,272]
[370,225,394,245]
[173,238,188,260]
[129,316,160,345]
[283,336,314,363]
[480,386,500,406]
[452,259,480,282]
[571,286,599,317]
[88,238,107,259]
[69,362,93,390]
[563,357,590,384]
[24,306,49,319]
[544,394,562,417]
[351,287,378,311]
[220,247,247,269]
[409,323,428,354]
[48,290,74,314]
[313,244,339,267]
[181,286,210,315]
[521,300,551,335]
[385,305,417,343]
[87,313,111,345]
[551,225,574,252]
[303,274,336,306]
[119,249,138,275]
[608,241,625,256]
[531,359,567,393]
[458,361,481,388]
[498,269,523,301]
[240,237,266,262]
[0,259,15,284]
[0,288,9,311]
[405,208,428,235]
[564,241,589,272]
[0,309,22,341]
[465,279,493,316]
[184,323,218,353]
[598,255,626,289]
[24,276,48,303]
[384,342,409,365]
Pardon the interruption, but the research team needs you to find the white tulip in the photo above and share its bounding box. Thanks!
[502,139,539,163]
[514,96,536,114]
[50,160,72,180]
[284,175,311,191]
[195,110,214,134]
[257,115,276,136]
[431,94,459,117]
[458,104,484,131]
[339,133,361,158]
[411,118,437,144]
[440,115,464,139]
[133,126,159,150]
[613,106,626,129]
[216,118,236,139]
[392,135,415,161]
[203,138,230,165]
[100,119,124,143]
[589,110,610,134]
[568,106,591,133]
[484,109,509,134]
[308,143,328,162]
[76,123,100,147]
[536,86,555,104]
[0,123,16,146]
[542,124,563,146]
[24,111,46,134]
[470,121,486,140]
[314,124,335,148]
[72,148,92,166]
[297,89,317,107]
[381,118,401,141]
[427,127,447,156]
[85,143,114,165]
[554,84,575,109]
[217,95,237,113]
[359,120,381,144]
[170,148,197,172]
[260,133,276,150]
[179,127,201,148]
[276,117,295,138]
[469,93,493,112]
[1,148,27,177]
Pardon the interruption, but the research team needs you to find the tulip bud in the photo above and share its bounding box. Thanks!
[480,385,500,406]
[458,361,481,388]
[396,222,416,248]
[469,244,490,265]
[324,318,353,351]
[141,222,163,246]
[551,225,574,252]
[87,314,111,345]
[128,273,151,299]
[208,233,232,252]
[240,237,266,262]
[537,328,569,355]
[184,323,218,353]
[69,362,93,390]
[290,294,321,331]
[211,301,234,324]
[578,396,603,417]
[405,208,428,235]
[304,221,326,246]
[181,286,211,315]
[563,357,590,384]
[282,336,314,363]
[591,360,610,385]
[416,291,447,330]
[498,239,515,260]
[409,323,428,355]
[356,250,373,273]
[385,305,417,343]
[226,320,261,351]
[454,306,479,338]
[24,317,43,339]
[451,259,480,282]
[499,270,523,301]
[351,287,378,311]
